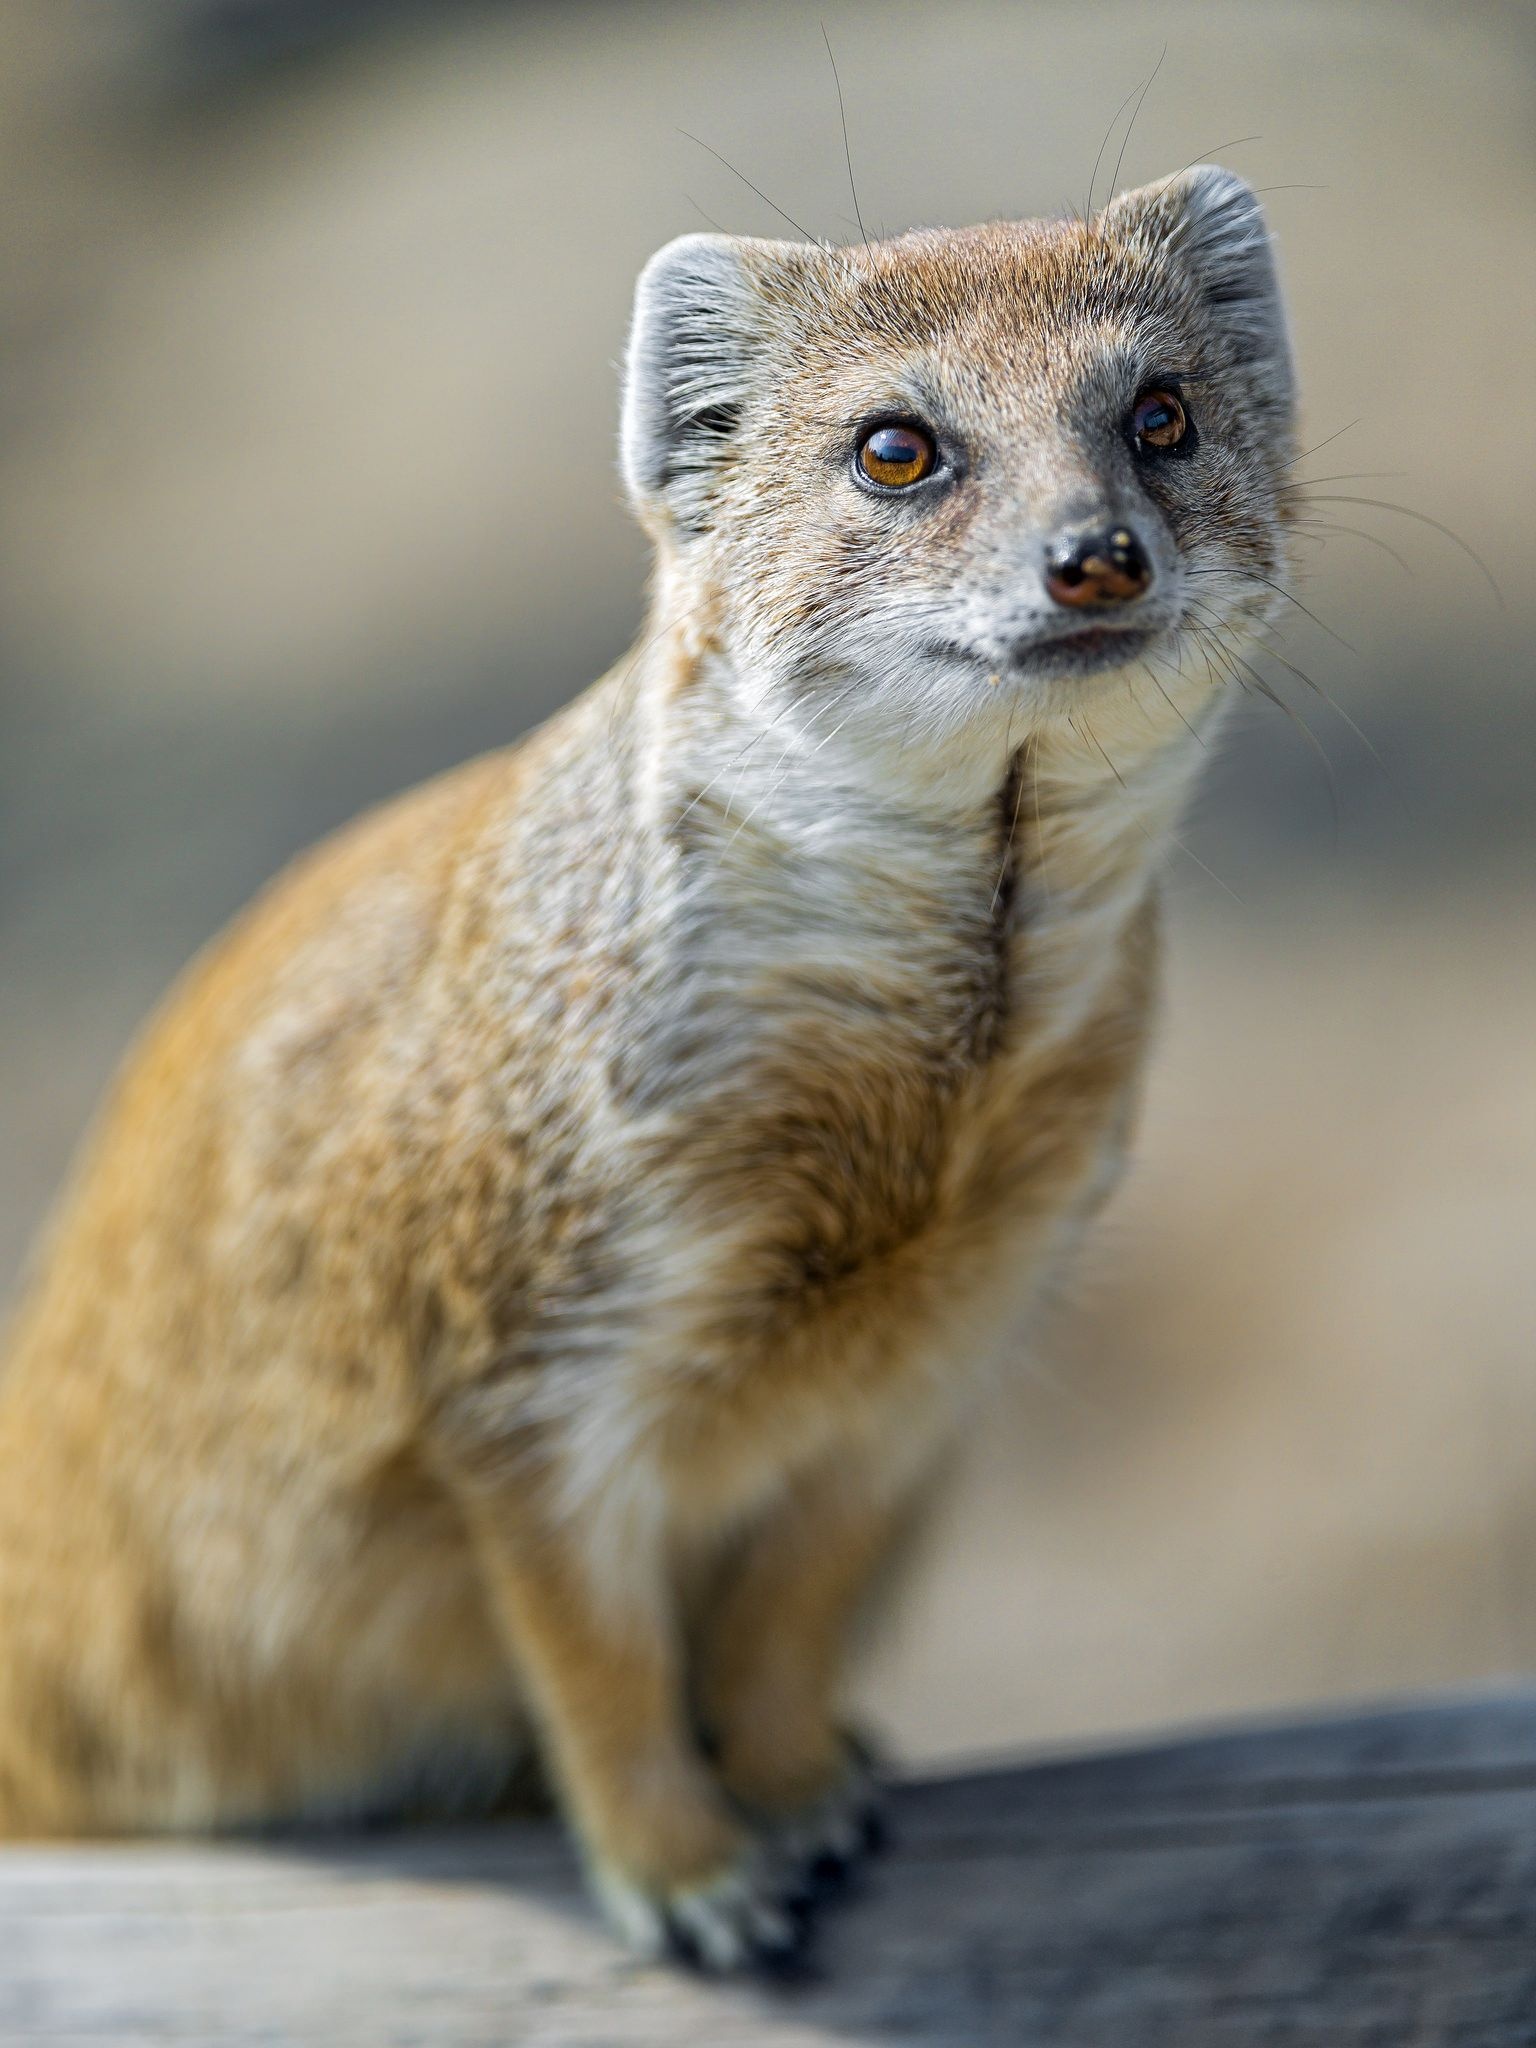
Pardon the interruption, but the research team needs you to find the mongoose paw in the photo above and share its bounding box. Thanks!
[593,1848,814,1976]
[756,1732,889,1897]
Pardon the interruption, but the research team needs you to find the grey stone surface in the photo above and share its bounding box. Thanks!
[3,1694,1535,2045]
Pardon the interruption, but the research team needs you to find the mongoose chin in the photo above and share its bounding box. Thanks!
[0,165,1296,1973]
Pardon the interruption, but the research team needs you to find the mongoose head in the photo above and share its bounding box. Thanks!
[622,168,1295,791]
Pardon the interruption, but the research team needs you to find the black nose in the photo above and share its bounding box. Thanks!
[1044,525,1152,608]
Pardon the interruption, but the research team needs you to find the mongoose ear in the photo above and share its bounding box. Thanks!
[620,233,770,533]
[1108,166,1295,419]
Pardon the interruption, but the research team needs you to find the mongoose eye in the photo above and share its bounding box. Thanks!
[856,422,937,489]
[1131,389,1189,451]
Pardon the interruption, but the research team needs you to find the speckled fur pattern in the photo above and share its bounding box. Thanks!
[0,168,1295,1966]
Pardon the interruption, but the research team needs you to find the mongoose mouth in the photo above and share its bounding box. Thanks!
[1011,624,1160,679]
[923,625,1162,685]
[937,618,1163,684]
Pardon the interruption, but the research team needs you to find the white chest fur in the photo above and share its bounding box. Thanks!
[524,657,1208,1589]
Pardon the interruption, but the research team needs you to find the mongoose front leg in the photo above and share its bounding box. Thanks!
[696,1461,899,1879]
[455,1476,805,1970]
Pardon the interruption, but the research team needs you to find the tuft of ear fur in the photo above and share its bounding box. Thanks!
[620,234,767,534]
[1107,166,1294,419]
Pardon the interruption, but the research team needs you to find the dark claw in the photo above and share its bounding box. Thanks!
[781,1881,819,1925]
[807,1845,855,1895]
[859,1802,890,1856]
[753,1915,817,1983]
[798,1790,888,1897]
[662,1897,817,1978]
[664,1915,706,1973]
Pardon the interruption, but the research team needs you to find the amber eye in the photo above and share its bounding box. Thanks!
[1132,389,1189,451]
[857,422,937,489]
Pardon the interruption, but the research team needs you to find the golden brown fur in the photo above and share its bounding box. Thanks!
[0,169,1295,1965]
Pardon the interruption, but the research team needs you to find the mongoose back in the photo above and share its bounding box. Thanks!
[0,166,1295,1968]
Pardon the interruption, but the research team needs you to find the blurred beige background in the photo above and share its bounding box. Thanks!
[1,0,1532,1765]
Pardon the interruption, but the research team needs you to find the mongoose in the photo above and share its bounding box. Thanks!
[0,166,1294,1969]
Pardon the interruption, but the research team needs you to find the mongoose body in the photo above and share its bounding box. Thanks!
[0,168,1294,1966]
